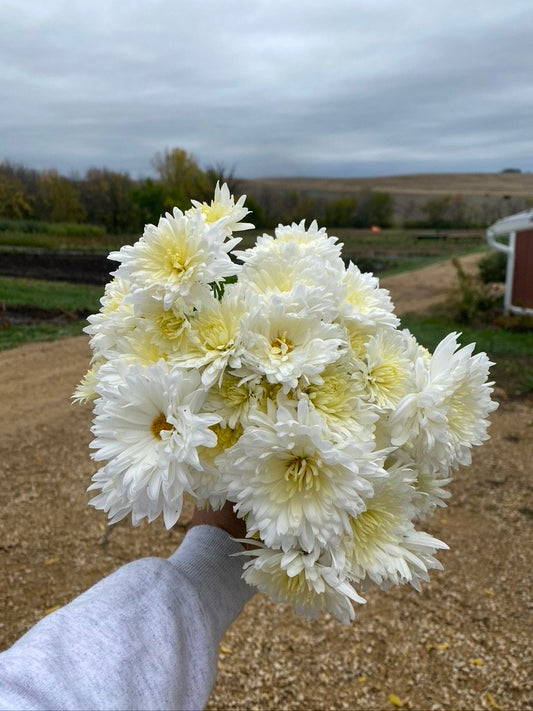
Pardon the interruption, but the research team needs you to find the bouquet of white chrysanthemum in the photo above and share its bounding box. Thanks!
[75,182,498,624]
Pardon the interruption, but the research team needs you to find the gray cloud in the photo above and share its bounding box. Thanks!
[1,0,532,178]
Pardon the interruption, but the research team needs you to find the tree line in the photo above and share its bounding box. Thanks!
[0,149,239,235]
[1,149,530,233]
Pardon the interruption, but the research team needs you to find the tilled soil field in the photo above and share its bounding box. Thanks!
[0,255,531,710]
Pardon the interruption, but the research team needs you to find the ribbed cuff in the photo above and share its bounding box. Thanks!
[168,525,254,639]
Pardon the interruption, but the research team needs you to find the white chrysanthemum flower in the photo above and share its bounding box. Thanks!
[109,208,240,311]
[240,297,348,390]
[84,277,136,361]
[339,262,399,330]
[437,345,498,468]
[380,448,452,522]
[219,399,385,551]
[124,290,191,360]
[390,333,498,470]
[242,544,365,624]
[190,181,254,235]
[173,287,248,387]
[88,361,220,529]
[104,275,131,307]
[352,329,414,408]
[124,327,170,365]
[72,360,103,404]
[85,305,165,369]
[238,273,344,326]
[342,467,448,591]
[236,229,345,320]
[236,219,342,260]
[274,220,342,254]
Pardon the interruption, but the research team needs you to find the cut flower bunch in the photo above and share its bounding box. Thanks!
[75,183,498,624]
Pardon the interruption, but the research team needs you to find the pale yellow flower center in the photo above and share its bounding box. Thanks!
[348,508,395,557]
[368,363,399,389]
[282,569,314,601]
[102,278,130,314]
[211,422,243,450]
[347,328,370,359]
[150,413,174,439]
[364,359,408,407]
[166,249,189,276]
[271,332,293,357]
[351,510,383,542]
[219,376,251,408]
[446,389,472,439]
[189,308,237,356]
[347,288,367,310]
[204,323,233,352]
[284,456,321,494]
[199,423,243,465]
[307,370,352,418]
[156,311,186,340]
[200,203,228,223]
[104,293,124,313]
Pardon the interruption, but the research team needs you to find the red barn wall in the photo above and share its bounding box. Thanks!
[512,229,533,309]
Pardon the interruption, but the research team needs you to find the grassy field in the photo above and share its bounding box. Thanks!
[0,218,117,252]
[0,277,102,351]
[0,276,103,311]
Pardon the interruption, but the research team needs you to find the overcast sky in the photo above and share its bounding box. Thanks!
[1,0,532,179]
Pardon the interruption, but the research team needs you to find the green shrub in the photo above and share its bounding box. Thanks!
[478,251,507,283]
[448,258,503,324]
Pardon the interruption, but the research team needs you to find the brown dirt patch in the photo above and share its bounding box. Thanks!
[379,252,484,316]
[1,256,531,710]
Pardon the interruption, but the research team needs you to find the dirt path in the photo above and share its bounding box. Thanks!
[1,254,531,711]
[380,251,484,315]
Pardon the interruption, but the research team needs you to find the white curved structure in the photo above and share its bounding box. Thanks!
[486,210,533,316]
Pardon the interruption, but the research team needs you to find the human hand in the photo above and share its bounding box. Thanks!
[188,500,248,542]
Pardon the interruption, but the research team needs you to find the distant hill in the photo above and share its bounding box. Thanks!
[243,172,533,198]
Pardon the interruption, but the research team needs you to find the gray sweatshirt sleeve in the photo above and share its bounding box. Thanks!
[0,525,254,711]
